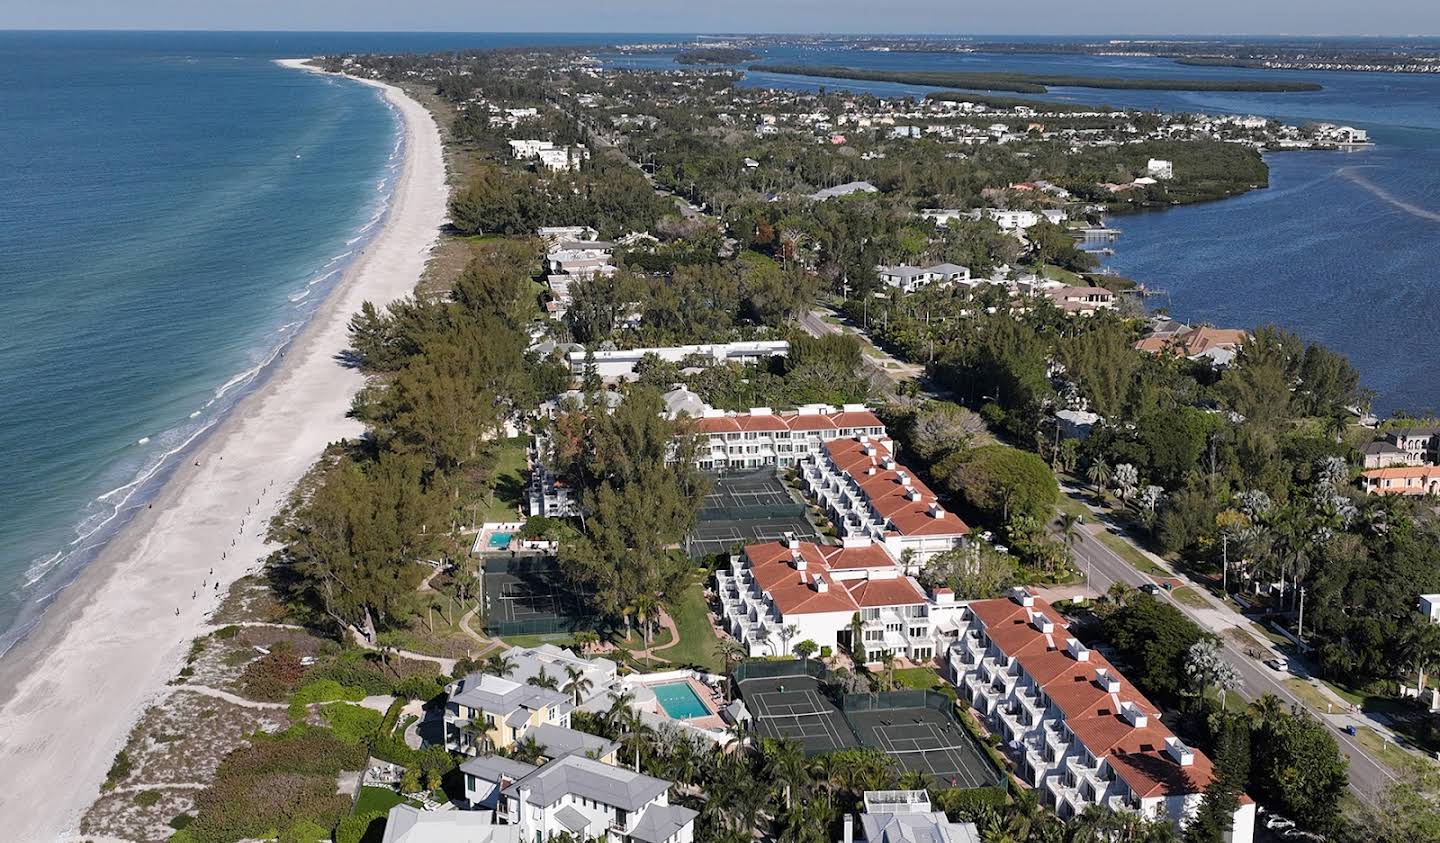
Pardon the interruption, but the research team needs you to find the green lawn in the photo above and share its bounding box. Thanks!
[659,575,722,672]
[892,666,951,695]
[1094,530,1170,578]
[1037,263,1085,285]
[1170,586,1209,609]
[1284,678,1342,714]
[353,786,405,817]
[480,438,528,522]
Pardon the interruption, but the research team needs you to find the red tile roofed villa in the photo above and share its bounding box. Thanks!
[1360,465,1440,496]
[948,590,1255,841]
[1135,326,1248,362]
[714,536,967,663]
[800,434,969,569]
[691,404,885,470]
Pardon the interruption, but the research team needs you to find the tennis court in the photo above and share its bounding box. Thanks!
[736,670,858,754]
[481,554,595,636]
[844,704,1001,788]
[687,469,817,558]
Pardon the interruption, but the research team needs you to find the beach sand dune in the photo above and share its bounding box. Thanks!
[0,61,447,840]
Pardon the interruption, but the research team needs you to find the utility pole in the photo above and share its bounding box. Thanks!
[1221,533,1229,594]
[1298,586,1307,640]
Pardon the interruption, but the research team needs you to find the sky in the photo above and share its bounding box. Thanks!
[0,0,1437,36]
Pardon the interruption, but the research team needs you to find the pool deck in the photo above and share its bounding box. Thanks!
[639,676,727,731]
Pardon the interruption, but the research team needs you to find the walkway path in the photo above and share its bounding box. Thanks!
[345,627,458,674]
[175,685,288,710]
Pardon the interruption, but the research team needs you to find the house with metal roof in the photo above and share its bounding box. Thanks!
[498,754,697,843]
[843,790,981,843]
[380,804,521,843]
[444,672,573,755]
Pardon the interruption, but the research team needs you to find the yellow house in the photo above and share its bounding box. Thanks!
[444,673,573,753]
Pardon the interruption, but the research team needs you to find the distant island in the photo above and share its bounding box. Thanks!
[748,63,1324,93]
[675,47,758,65]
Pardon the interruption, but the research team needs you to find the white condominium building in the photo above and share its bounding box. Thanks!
[948,590,1254,842]
[801,434,969,567]
[715,536,966,663]
[690,404,885,470]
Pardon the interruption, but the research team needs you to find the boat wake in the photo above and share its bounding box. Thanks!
[1341,167,1440,223]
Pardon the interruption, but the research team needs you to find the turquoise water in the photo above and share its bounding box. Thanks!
[654,681,711,719]
[488,533,515,549]
[0,34,404,653]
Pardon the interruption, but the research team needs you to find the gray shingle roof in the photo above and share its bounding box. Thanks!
[449,673,569,719]
[630,803,700,843]
[459,754,539,784]
[524,723,619,761]
[502,754,670,812]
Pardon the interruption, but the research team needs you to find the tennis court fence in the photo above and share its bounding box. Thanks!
[732,658,829,685]
[840,689,954,716]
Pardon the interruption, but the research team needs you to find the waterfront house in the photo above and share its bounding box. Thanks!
[380,804,520,843]
[1039,285,1116,316]
[843,791,980,843]
[497,754,697,843]
[690,403,884,471]
[1361,440,1417,469]
[444,673,573,754]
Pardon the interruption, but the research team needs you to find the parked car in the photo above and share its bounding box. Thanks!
[1265,657,1289,673]
[1344,724,1358,736]
[1140,583,1161,595]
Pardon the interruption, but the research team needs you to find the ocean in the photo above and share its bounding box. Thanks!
[0,30,685,654]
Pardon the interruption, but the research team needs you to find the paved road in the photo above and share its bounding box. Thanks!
[1065,500,1398,805]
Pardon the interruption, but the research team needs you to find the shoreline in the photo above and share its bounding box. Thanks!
[0,59,448,840]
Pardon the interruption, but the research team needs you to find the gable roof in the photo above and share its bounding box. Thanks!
[502,754,671,811]
[822,438,969,538]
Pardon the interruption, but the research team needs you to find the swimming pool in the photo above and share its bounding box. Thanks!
[487,532,513,549]
[653,681,710,719]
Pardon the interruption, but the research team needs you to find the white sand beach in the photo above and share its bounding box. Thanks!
[0,60,447,840]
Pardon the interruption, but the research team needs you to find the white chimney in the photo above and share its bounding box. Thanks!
[811,573,828,593]
[786,532,800,550]
[907,488,923,502]
[1065,638,1090,662]
[1120,701,1148,728]
[928,503,945,519]
[792,552,807,572]
[1165,736,1195,766]
[843,814,855,843]
[1009,587,1035,607]
[866,466,877,476]
[896,470,909,484]
[1094,668,1120,693]
[1029,612,1054,634]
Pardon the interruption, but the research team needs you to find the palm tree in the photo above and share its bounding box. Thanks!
[508,735,546,765]
[616,706,651,772]
[527,667,559,690]
[460,715,493,754]
[779,623,799,657]
[755,625,775,657]
[762,738,808,811]
[880,650,898,690]
[572,630,599,655]
[482,651,516,678]
[1058,511,1081,550]
[562,664,593,706]
[633,593,659,666]
[605,690,636,736]
[716,637,747,671]
[1248,692,1287,725]
[1085,458,1111,503]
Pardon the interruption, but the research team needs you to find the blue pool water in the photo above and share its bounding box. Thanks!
[654,681,710,719]
[487,533,514,550]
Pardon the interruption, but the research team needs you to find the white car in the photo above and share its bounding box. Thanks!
[1265,657,1289,673]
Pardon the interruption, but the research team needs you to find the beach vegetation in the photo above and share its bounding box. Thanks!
[749,63,1324,93]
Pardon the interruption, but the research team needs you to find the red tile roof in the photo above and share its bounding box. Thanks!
[822,438,969,538]
[966,594,1227,801]
[741,541,924,616]
[693,408,886,435]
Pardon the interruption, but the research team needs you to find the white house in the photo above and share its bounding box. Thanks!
[714,536,967,663]
[877,263,971,293]
[1421,594,1440,624]
[497,754,697,843]
[843,791,981,843]
[948,590,1255,841]
[567,341,790,382]
[380,804,521,843]
[1146,158,1175,180]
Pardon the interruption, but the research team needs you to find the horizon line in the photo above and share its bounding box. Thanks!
[2,28,1439,39]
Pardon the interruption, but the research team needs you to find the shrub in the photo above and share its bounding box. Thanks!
[104,749,133,789]
[169,813,195,830]
[931,785,1009,820]
[134,789,162,807]
[288,679,367,719]
[240,651,308,702]
[184,726,366,843]
[214,625,241,639]
[323,703,384,746]
[308,653,393,696]
[393,674,444,702]
[336,811,388,843]
[279,818,331,843]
